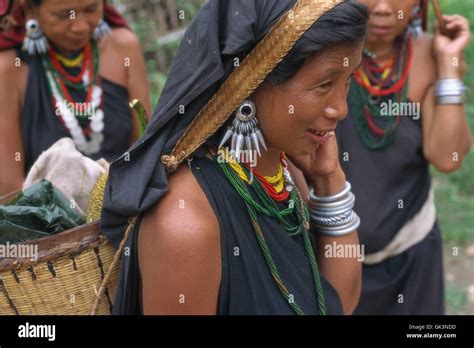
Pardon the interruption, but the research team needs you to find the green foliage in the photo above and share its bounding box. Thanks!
[445,283,468,314]
[434,171,474,244]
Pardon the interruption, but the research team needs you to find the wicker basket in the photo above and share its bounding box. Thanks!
[0,190,119,315]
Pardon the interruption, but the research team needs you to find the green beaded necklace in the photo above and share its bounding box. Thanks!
[216,154,326,315]
[350,36,412,150]
[350,81,408,150]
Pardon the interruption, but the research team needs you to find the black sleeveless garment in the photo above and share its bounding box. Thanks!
[16,46,134,175]
[189,152,343,315]
[111,149,343,315]
[336,97,444,315]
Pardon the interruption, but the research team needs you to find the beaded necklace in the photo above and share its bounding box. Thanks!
[55,51,84,68]
[349,36,413,150]
[215,147,326,315]
[42,40,104,155]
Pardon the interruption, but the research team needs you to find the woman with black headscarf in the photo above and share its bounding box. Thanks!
[100,0,369,315]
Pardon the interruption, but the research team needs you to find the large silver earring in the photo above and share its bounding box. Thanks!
[407,5,424,38]
[22,19,48,55]
[93,19,111,41]
[218,100,267,160]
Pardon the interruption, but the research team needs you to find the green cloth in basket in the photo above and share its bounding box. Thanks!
[0,179,85,244]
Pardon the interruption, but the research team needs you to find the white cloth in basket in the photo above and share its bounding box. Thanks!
[23,138,109,217]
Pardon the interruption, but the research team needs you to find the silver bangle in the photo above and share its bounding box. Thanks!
[311,210,354,227]
[309,181,351,203]
[310,207,352,219]
[309,192,355,212]
[435,79,466,95]
[314,214,361,237]
[309,201,354,218]
[436,95,466,105]
[435,79,466,105]
[308,181,360,237]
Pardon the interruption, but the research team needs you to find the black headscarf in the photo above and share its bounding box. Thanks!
[100,0,299,246]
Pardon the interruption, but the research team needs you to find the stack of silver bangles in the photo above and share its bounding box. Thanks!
[308,181,360,237]
[435,79,466,105]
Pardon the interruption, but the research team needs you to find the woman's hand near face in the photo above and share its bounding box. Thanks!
[287,135,346,196]
[287,135,361,315]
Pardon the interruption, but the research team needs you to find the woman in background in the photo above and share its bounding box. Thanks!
[0,0,151,195]
[337,0,472,314]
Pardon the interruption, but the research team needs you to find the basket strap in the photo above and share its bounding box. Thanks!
[91,215,137,315]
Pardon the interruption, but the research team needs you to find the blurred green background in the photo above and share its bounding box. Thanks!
[114,0,473,314]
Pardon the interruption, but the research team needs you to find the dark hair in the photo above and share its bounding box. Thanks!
[266,0,369,85]
[29,0,42,6]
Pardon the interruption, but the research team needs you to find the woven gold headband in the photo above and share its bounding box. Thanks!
[161,0,343,172]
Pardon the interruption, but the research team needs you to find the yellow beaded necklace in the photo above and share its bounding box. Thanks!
[217,147,285,193]
[55,52,84,68]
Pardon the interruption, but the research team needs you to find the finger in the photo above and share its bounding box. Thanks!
[446,19,465,30]
[444,19,468,35]
[442,15,465,21]
[442,15,469,33]
[448,14,469,23]
[442,15,457,23]
[445,23,462,36]
[444,16,469,29]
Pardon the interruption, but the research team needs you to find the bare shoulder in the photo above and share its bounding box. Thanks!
[0,49,25,84]
[138,163,221,314]
[0,49,18,68]
[98,27,143,85]
[140,162,219,246]
[0,49,27,193]
[0,49,27,107]
[104,27,141,51]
